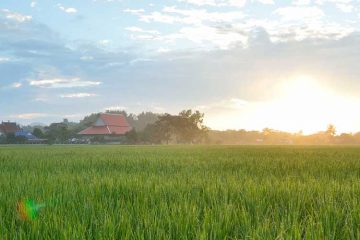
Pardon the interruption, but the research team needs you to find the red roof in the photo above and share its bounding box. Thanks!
[0,122,21,134]
[79,113,132,135]
[100,114,129,126]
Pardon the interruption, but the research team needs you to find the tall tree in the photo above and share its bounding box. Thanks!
[32,128,45,139]
[143,110,208,144]
[326,124,336,136]
[45,123,70,144]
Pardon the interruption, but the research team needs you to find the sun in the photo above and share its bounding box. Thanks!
[208,75,360,134]
[280,75,326,99]
[269,75,335,134]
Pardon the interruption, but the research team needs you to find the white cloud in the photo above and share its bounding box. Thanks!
[132,7,246,48]
[124,1,355,49]
[92,0,124,3]
[228,0,247,7]
[130,58,154,65]
[178,0,247,7]
[157,47,171,53]
[293,0,311,5]
[315,0,355,12]
[243,18,354,42]
[58,4,77,14]
[137,7,244,25]
[254,0,274,4]
[104,106,127,111]
[80,56,94,61]
[1,9,32,22]
[11,82,22,88]
[178,25,248,49]
[28,78,102,88]
[273,6,324,21]
[315,0,353,4]
[335,3,354,12]
[123,8,145,14]
[127,3,353,49]
[30,1,37,8]
[99,39,111,45]
[60,93,98,98]
[178,0,218,6]
[125,26,160,35]
[12,113,51,120]
[125,26,162,41]
[33,97,48,102]
[0,82,22,90]
[0,57,11,62]
[196,98,249,111]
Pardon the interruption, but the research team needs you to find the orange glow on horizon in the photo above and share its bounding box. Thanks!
[205,75,360,134]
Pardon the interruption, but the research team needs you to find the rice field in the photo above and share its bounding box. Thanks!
[1,145,360,239]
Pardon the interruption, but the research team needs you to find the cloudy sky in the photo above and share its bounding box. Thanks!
[1,0,360,133]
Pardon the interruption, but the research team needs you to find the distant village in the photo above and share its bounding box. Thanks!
[0,113,133,144]
[1,110,360,145]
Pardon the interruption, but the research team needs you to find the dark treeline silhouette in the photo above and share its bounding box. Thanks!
[210,125,360,145]
[3,111,360,145]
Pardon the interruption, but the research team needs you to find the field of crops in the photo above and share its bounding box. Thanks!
[1,145,360,239]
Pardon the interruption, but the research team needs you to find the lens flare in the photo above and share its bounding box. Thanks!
[17,199,45,221]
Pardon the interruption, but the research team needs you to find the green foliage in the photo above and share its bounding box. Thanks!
[209,126,360,145]
[79,113,101,128]
[125,129,138,144]
[5,133,16,144]
[45,122,71,144]
[1,146,360,239]
[0,134,6,144]
[32,128,45,139]
[142,110,208,144]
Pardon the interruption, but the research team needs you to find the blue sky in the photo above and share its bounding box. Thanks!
[1,0,360,133]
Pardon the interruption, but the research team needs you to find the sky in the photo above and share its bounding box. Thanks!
[1,0,360,134]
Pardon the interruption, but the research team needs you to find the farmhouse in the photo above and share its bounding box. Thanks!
[0,121,21,135]
[78,113,132,138]
[15,130,47,144]
[0,121,46,143]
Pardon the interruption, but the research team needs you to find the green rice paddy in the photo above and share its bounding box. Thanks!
[1,145,360,239]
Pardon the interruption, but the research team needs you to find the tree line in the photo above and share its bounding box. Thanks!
[210,124,360,145]
[2,110,360,145]
[2,110,208,144]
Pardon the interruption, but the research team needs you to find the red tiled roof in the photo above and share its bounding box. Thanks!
[79,126,131,135]
[78,113,132,135]
[100,113,129,127]
[0,122,21,134]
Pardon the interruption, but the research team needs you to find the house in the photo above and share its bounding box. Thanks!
[78,113,132,140]
[0,121,21,135]
[15,130,47,144]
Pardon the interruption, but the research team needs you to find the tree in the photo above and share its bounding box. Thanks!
[133,112,159,131]
[5,133,16,144]
[79,113,100,128]
[45,122,70,144]
[32,128,45,139]
[176,110,208,143]
[326,124,336,137]
[325,124,336,144]
[141,123,165,144]
[125,129,138,144]
[141,110,208,144]
[336,133,354,144]
[0,133,6,144]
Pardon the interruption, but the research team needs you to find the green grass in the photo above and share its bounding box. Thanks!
[1,145,360,239]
